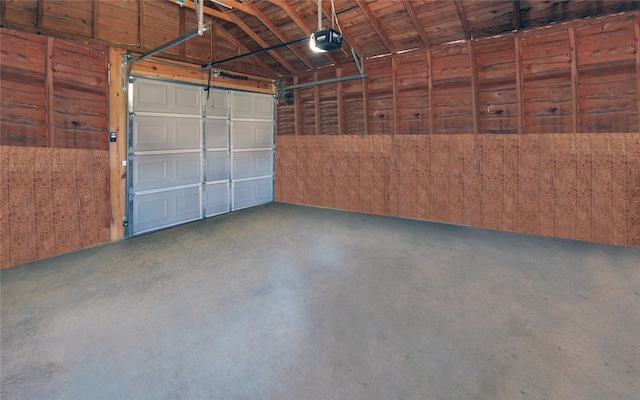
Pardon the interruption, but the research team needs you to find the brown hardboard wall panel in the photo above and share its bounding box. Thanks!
[0,147,10,268]
[358,137,376,215]
[7,147,37,267]
[347,136,361,212]
[481,135,504,230]
[295,137,308,205]
[34,147,56,260]
[397,135,418,219]
[539,134,556,237]
[590,134,614,244]
[416,135,431,221]
[517,134,540,235]
[322,137,335,209]
[611,135,628,247]
[502,135,519,232]
[575,134,593,242]
[93,149,110,242]
[448,135,465,225]
[554,134,578,240]
[52,149,81,255]
[626,134,640,247]
[430,135,450,222]
[333,137,350,211]
[76,149,100,248]
[461,135,478,226]
[373,136,391,216]
[387,136,400,216]
[306,136,324,207]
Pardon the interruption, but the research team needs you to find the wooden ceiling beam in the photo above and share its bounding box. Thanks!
[168,0,232,22]
[221,9,298,75]
[247,3,315,69]
[354,0,396,54]
[401,0,431,48]
[512,0,522,31]
[214,24,279,78]
[208,0,259,18]
[454,0,472,40]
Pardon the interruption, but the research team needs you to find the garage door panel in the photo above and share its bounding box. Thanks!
[132,187,201,234]
[206,88,228,117]
[205,182,229,216]
[232,151,273,179]
[133,79,201,114]
[206,150,229,181]
[231,92,273,120]
[206,118,228,149]
[133,153,201,191]
[231,121,273,149]
[232,178,273,210]
[133,116,201,151]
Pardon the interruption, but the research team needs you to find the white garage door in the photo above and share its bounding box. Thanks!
[127,77,274,235]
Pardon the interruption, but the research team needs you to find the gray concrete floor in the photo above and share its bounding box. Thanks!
[1,203,639,400]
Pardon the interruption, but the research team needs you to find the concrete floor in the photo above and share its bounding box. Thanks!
[1,203,639,400]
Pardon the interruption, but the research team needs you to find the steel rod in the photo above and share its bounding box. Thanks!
[132,22,211,62]
[204,36,309,68]
[277,73,367,98]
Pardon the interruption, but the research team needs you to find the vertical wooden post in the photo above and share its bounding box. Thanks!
[362,66,369,136]
[337,68,344,135]
[392,56,399,136]
[427,50,434,135]
[293,76,301,135]
[108,48,128,241]
[635,15,640,130]
[45,37,55,148]
[314,71,320,135]
[469,40,480,135]
[569,27,579,133]
[92,0,100,39]
[515,37,524,134]
[37,0,44,29]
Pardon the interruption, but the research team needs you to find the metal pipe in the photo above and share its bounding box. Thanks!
[277,73,367,99]
[122,22,211,91]
[204,36,309,68]
[132,22,211,62]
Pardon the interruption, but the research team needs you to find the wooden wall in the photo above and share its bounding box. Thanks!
[1,29,110,269]
[0,0,265,77]
[275,13,640,247]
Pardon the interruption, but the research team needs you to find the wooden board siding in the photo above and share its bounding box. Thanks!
[275,133,640,247]
[0,29,110,268]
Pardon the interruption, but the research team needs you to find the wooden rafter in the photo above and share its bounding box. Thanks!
[207,0,259,18]
[454,0,472,40]
[222,10,298,75]
[168,0,232,22]
[512,0,522,31]
[354,0,395,54]
[401,0,431,48]
[215,24,279,77]
[247,3,315,69]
